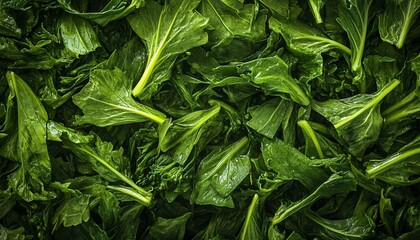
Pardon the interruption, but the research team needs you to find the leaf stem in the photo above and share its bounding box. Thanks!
[383,90,416,116]
[308,0,323,24]
[335,79,400,129]
[298,120,324,158]
[78,147,152,206]
[366,148,420,178]
[240,194,259,240]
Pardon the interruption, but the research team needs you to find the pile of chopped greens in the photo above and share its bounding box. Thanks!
[1,0,420,239]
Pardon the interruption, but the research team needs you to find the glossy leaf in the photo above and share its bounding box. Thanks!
[58,14,101,57]
[379,0,420,48]
[57,0,144,26]
[127,0,208,98]
[194,137,250,207]
[237,56,310,106]
[0,72,55,201]
[73,68,166,126]
[312,79,400,157]
[272,171,357,224]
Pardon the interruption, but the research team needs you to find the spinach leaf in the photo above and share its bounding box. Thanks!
[0,72,55,201]
[239,194,263,240]
[269,17,351,56]
[312,79,400,157]
[237,56,310,106]
[337,0,374,92]
[194,137,250,207]
[272,171,357,224]
[158,104,220,164]
[308,0,327,23]
[58,129,152,205]
[58,14,101,57]
[127,0,208,98]
[379,0,420,48]
[246,97,293,138]
[73,68,166,126]
[57,0,144,26]
[261,137,328,190]
[366,135,420,185]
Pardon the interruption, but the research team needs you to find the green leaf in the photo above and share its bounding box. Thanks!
[73,68,166,126]
[247,98,293,138]
[308,0,327,23]
[366,135,420,185]
[379,189,394,235]
[58,13,101,57]
[158,104,220,163]
[0,72,55,201]
[298,120,342,158]
[127,0,208,98]
[312,79,400,157]
[379,0,420,48]
[237,56,310,106]
[52,194,90,231]
[304,210,375,238]
[337,0,373,92]
[260,0,301,20]
[0,225,26,240]
[148,212,191,240]
[272,171,357,224]
[239,194,263,240]
[194,137,250,207]
[200,0,266,43]
[46,120,93,143]
[61,133,152,205]
[261,137,328,191]
[57,0,144,26]
[269,17,351,56]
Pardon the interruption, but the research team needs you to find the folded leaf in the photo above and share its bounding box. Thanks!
[366,135,420,185]
[73,68,166,126]
[194,137,250,207]
[158,104,220,164]
[127,0,208,98]
[261,137,328,191]
[237,56,310,106]
[304,210,375,238]
[247,98,293,138]
[61,133,152,206]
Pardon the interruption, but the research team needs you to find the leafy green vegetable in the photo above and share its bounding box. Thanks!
[127,0,208,98]
[73,68,166,126]
[272,172,357,224]
[308,0,326,23]
[1,1,420,239]
[194,137,250,207]
[0,72,55,201]
[337,0,374,92]
[379,0,420,48]
[313,79,400,157]
[237,56,311,106]
[58,14,101,57]
[57,0,145,26]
